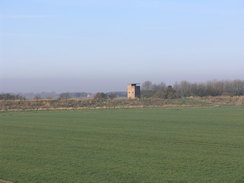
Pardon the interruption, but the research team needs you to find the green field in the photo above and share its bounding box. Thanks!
[0,107,244,183]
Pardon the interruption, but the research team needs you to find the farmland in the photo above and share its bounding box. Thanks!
[0,107,244,183]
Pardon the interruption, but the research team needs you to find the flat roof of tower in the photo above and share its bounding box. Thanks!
[128,83,140,85]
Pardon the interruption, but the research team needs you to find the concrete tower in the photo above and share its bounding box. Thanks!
[127,83,141,99]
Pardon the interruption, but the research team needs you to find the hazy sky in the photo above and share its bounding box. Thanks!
[1,0,244,92]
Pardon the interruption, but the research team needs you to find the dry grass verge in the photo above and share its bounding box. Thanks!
[0,96,243,111]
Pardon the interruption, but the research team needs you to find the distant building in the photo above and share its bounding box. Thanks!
[127,83,141,99]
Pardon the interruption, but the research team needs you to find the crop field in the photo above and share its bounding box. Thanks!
[0,107,244,183]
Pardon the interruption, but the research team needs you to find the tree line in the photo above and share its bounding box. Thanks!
[141,80,244,98]
[0,93,25,100]
[1,80,243,101]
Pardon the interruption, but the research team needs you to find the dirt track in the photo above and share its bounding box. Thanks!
[0,179,14,183]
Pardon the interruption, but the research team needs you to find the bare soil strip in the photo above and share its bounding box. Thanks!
[0,179,14,183]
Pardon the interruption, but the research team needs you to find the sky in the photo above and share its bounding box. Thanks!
[0,0,244,92]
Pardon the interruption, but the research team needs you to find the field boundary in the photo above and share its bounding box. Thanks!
[0,96,243,111]
[0,104,216,112]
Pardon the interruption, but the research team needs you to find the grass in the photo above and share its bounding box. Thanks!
[0,107,244,183]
